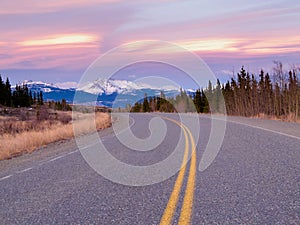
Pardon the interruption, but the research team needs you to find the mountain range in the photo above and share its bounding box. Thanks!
[22,79,182,108]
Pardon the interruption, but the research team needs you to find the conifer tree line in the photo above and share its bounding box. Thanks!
[221,65,299,120]
[131,65,300,121]
[130,88,210,113]
[48,99,72,111]
[0,75,43,107]
[130,90,191,113]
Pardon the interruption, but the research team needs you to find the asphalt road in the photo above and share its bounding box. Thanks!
[0,113,299,224]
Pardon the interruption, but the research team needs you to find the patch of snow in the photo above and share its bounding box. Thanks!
[78,78,180,95]
[42,88,52,93]
[55,82,78,89]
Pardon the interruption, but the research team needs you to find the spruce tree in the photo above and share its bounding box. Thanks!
[40,91,44,105]
[5,78,12,106]
[193,89,201,113]
[142,94,150,112]
[0,75,4,105]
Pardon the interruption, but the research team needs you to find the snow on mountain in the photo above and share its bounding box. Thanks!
[21,80,58,89]
[77,79,126,95]
[77,78,179,95]
[55,82,78,89]
[22,79,180,95]
[20,79,183,107]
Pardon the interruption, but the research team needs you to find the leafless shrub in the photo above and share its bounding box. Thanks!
[58,113,72,124]
[36,106,49,121]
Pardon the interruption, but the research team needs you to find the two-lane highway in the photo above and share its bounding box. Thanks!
[0,113,299,224]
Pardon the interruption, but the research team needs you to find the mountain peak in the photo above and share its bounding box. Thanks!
[22,80,57,88]
[77,78,179,95]
[21,78,183,107]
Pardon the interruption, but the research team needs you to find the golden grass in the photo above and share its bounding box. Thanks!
[252,113,300,123]
[0,112,111,160]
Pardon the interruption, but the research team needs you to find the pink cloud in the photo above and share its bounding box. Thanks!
[0,40,100,70]
[19,34,99,47]
[1,0,300,82]
[0,0,122,15]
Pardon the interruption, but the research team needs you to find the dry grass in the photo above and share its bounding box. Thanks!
[252,113,300,123]
[0,112,111,160]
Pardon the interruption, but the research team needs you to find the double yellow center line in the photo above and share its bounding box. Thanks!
[159,117,197,225]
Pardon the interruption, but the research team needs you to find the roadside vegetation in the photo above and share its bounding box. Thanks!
[0,106,111,160]
[0,62,299,159]
[131,63,300,123]
[0,75,111,160]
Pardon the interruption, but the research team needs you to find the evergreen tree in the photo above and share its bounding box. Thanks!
[33,92,37,103]
[131,102,142,112]
[214,79,222,113]
[0,75,5,105]
[40,91,44,105]
[4,77,11,106]
[142,94,150,112]
[205,80,213,112]
[193,89,201,113]
[201,89,209,113]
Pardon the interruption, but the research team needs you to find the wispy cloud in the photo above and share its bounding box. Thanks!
[1,0,300,83]
[241,37,300,55]
[19,34,98,47]
[0,40,100,70]
[177,39,241,52]
[0,0,121,15]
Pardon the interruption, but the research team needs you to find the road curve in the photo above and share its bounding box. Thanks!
[0,113,299,224]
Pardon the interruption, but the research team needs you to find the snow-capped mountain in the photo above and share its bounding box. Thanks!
[77,78,179,95]
[21,79,181,108]
[20,80,61,92]
[18,80,94,105]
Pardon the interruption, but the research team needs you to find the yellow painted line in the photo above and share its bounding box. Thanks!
[159,117,190,225]
[179,123,197,225]
[159,117,198,225]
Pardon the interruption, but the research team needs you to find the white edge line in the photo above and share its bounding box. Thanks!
[1,150,80,181]
[227,120,300,141]
[81,142,99,150]
[17,167,33,173]
[66,150,78,155]
[203,115,300,140]
[0,174,12,181]
[48,154,66,162]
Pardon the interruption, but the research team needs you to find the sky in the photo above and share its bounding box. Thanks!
[0,0,300,88]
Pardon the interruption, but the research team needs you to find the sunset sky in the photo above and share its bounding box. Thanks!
[1,0,299,88]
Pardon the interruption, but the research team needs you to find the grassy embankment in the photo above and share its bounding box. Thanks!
[0,107,111,160]
[252,112,300,123]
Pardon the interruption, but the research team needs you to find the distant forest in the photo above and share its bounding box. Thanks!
[131,64,300,121]
[0,75,44,107]
[1,62,299,122]
[0,75,71,111]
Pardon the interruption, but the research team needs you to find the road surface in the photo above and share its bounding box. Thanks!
[0,113,299,224]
